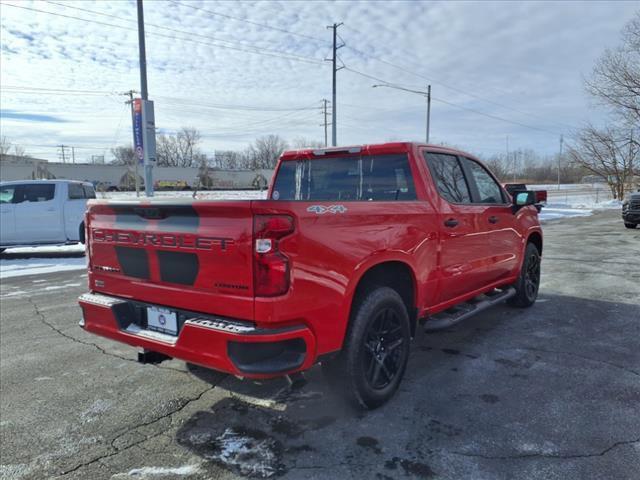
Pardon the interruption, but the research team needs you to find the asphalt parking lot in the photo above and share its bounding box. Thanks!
[1,210,639,480]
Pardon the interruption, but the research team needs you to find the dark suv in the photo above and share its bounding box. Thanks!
[622,191,640,229]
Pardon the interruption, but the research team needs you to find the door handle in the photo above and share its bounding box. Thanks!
[488,216,499,224]
[444,218,459,228]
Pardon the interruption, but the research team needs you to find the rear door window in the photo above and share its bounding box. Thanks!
[271,154,416,201]
[424,152,472,203]
[15,184,56,203]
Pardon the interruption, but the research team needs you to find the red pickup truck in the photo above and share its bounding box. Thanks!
[79,142,542,408]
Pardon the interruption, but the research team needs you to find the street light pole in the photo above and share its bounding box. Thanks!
[373,83,431,143]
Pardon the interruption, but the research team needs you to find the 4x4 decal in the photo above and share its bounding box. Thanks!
[307,205,347,215]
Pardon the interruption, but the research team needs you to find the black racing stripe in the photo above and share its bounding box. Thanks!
[111,205,200,232]
[114,246,150,279]
[157,250,199,285]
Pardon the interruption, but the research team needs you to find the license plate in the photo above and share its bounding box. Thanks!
[146,307,178,335]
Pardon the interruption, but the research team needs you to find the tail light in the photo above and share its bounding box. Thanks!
[534,191,547,204]
[253,215,294,297]
[85,211,92,270]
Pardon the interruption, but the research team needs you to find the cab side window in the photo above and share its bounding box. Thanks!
[15,184,56,203]
[424,152,472,203]
[83,185,97,199]
[68,183,85,200]
[462,158,505,204]
[0,185,16,204]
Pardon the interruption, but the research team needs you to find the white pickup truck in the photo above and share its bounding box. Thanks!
[0,180,96,253]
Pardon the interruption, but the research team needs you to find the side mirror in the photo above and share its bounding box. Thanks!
[513,191,536,207]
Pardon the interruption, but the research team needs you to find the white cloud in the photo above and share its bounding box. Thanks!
[0,0,636,162]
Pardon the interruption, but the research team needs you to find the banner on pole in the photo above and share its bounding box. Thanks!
[133,99,144,166]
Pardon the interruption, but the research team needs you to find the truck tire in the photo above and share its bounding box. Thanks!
[624,222,637,229]
[322,287,411,409]
[79,222,85,244]
[508,242,541,308]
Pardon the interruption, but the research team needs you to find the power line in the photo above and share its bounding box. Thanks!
[344,67,562,136]
[43,0,322,63]
[341,27,576,131]
[1,2,326,66]
[168,0,329,46]
[2,85,322,112]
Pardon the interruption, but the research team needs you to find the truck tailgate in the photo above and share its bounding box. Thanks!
[86,200,255,320]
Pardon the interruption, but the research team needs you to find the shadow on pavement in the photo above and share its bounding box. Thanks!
[176,293,640,479]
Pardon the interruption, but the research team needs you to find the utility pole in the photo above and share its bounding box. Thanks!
[558,134,563,190]
[321,99,329,147]
[372,83,430,141]
[505,135,510,180]
[327,22,343,147]
[123,89,140,197]
[426,85,431,143]
[513,150,517,183]
[59,145,66,163]
[71,146,75,164]
[137,0,154,196]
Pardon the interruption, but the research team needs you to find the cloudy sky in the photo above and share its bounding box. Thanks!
[0,0,636,163]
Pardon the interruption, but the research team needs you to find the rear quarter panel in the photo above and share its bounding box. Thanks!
[252,200,439,354]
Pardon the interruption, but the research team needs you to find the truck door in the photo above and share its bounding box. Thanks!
[459,157,520,283]
[13,183,65,243]
[423,152,495,303]
[0,184,17,245]
[64,183,89,241]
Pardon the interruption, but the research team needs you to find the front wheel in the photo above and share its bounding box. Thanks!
[624,222,637,229]
[508,242,541,308]
[322,287,411,409]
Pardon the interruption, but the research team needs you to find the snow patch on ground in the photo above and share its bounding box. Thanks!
[0,258,87,279]
[207,427,283,478]
[113,464,201,477]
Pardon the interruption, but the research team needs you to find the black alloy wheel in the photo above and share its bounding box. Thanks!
[363,307,407,390]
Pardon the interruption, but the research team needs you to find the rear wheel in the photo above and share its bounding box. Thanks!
[624,222,637,229]
[508,242,541,308]
[322,287,411,409]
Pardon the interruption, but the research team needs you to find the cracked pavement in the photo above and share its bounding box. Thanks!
[1,210,639,480]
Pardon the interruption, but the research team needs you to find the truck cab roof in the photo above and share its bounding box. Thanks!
[280,142,479,162]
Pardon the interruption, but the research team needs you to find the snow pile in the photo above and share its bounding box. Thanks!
[533,184,621,222]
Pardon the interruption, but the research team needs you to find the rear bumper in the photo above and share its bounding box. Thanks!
[78,293,317,378]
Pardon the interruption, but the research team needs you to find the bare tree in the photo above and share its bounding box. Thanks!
[157,127,207,167]
[291,136,324,149]
[110,145,136,166]
[13,145,27,158]
[568,125,639,199]
[246,135,288,169]
[585,13,640,123]
[0,136,11,155]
